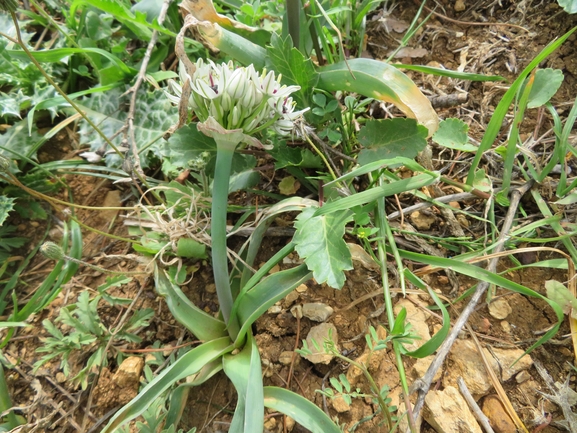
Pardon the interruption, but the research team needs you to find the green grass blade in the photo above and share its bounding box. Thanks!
[466,26,577,185]
[393,64,505,81]
[155,267,227,341]
[223,333,264,433]
[101,337,233,433]
[263,387,341,433]
[315,172,439,216]
[318,58,439,136]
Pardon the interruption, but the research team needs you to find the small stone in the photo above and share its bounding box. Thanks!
[302,323,338,365]
[56,372,66,383]
[500,321,511,333]
[302,303,334,322]
[267,305,282,314]
[283,291,299,307]
[437,275,449,285]
[279,351,295,365]
[488,298,512,320]
[285,416,295,431]
[410,211,436,230]
[424,386,482,433]
[482,395,516,433]
[490,347,533,381]
[113,356,144,388]
[263,416,277,431]
[331,394,351,413]
[290,305,303,319]
[412,356,442,383]
[515,370,531,384]
[205,284,216,293]
[454,0,466,11]
[269,264,281,274]
[295,284,308,293]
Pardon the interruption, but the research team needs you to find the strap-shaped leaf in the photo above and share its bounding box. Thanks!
[223,334,264,433]
[101,337,233,433]
[154,267,227,341]
[234,265,311,345]
[263,387,341,433]
[318,58,439,136]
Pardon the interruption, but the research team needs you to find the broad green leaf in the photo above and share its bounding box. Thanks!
[266,33,319,106]
[176,238,207,259]
[0,196,16,226]
[163,123,256,181]
[234,264,311,344]
[318,58,439,136]
[263,387,341,433]
[75,87,178,168]
[432,118,477,152]
[101,337,233,433]
[155,267,227,341]
[528,69,564,108]
[557,0,577,13]
[223,334,264,433]
[294,207,353,289]
[357,118,428,165]
[545,279,577,318]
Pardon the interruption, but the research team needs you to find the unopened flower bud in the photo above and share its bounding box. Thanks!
[40,242,65,261]
[0,155,11,173]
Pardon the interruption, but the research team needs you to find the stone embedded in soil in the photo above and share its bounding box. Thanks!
[412,355,442,383]
[112,356,144,388]
[481,395,517,433]
[302,323,338,365]
[283,290,299,308]
[331,394,351,413]
[302,303,334,322]
[409,210,436,230]
[393,298,431,352]
[490,347,533,381]
[443,339,497,398]
[279,351,296,365]
[515,370,531,384]
[488,298,513,319]
[424,386,482,433]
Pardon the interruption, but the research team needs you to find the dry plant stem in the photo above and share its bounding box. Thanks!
[408,180,535,424]
[457,377,495,433]
[1,13,123,156]
[413,0,529,32]
[123,0,172,180]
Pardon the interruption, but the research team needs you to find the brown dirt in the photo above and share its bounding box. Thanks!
[2,1,577,432]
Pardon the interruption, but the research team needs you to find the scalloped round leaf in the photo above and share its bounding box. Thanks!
[432,118,477,151]
[527,68,564,108]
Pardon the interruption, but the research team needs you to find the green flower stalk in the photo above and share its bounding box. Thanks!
[167,60,308,340]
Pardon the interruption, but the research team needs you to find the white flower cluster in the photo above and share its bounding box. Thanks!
[166,59,308,136]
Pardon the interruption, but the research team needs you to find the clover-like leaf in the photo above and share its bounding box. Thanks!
[293,207,353,289]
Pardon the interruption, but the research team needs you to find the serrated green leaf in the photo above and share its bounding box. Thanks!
[266,33,319,106]
[357,118,427,165]
[293,207,353,289]
[0,196,16,226]
[0,120,43,163]
[432,118,477,151]
[75,87,178,168]
[527,68,564,108]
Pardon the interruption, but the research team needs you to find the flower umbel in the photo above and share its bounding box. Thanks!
[166,59,308,137]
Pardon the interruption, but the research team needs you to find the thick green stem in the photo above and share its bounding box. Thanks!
[212,141,241,340]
